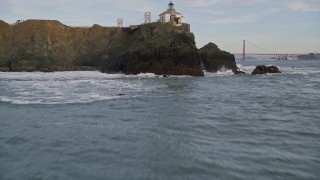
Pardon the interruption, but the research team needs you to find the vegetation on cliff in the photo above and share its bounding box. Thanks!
[0,20,127,72]
[0,19,238,76]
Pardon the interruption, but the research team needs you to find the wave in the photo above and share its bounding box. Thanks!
[0,94,125,105]
[1,64,319,105]
[0,71,159,81]
[0,71,167,105]
[204,70,234,77]
[203,66,236,77]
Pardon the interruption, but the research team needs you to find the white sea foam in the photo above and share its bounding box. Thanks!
[135,73,159,78]
[0,71,166,105]
[0,95,122,105]
[217,70,234,76]
[203,69,235,77]
[1,65,319,105]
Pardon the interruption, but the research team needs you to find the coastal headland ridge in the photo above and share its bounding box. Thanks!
[0,19,238,76]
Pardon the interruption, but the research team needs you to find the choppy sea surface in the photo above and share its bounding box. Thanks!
[0,60,320,179]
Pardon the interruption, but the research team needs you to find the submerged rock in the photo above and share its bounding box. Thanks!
[116,93,126,96]
[252,65,281,75]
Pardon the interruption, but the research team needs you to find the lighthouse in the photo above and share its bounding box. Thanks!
[159,1,185,26]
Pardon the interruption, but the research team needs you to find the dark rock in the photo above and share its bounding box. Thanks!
[235,70,246,74]
[116,93,125,96]
[252,65,281,75]
[163,74,168,77]
[100,23,204,77]
[199,42,238,74]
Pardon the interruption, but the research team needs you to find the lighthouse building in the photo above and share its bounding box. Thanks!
[159,1,185,26]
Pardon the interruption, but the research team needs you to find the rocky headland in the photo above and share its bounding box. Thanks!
[0,19,238,76]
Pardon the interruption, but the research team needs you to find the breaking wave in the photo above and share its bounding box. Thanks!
[0,71,166,105]
[1,61,319,105]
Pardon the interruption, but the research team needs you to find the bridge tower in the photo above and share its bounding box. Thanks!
[243,39,246,61]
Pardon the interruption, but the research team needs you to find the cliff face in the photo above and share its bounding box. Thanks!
[0,20,236,76]
[101,23,203,76]
[0,20,128,72]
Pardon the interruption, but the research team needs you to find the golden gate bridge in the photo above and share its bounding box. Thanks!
[226,40,306,60]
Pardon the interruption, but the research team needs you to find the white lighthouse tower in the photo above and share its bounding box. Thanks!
[159,1,185,26]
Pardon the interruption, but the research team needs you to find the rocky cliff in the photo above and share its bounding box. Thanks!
[101,23,203,76]
[199,42,238,73]
[0,19,237,76]
[0,19,128,72]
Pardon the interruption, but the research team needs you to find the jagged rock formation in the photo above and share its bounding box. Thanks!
[0,19,237,76]
[252,65,281,75]
[101,23,203,76]
[199,42,238,73]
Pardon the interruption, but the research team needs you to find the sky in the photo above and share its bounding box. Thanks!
[0,0,319,54]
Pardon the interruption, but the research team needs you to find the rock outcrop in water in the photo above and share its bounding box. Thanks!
[0,19,237,76]
[101,23,203,76]
[252,65,281,75]
[199,42,238,73]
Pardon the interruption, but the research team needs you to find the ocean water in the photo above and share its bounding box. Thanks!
[0,60,320,179]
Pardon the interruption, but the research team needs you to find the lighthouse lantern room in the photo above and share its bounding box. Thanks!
[159,1,185,26]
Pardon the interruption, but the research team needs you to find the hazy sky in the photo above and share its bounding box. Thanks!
[1,0,319,53]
